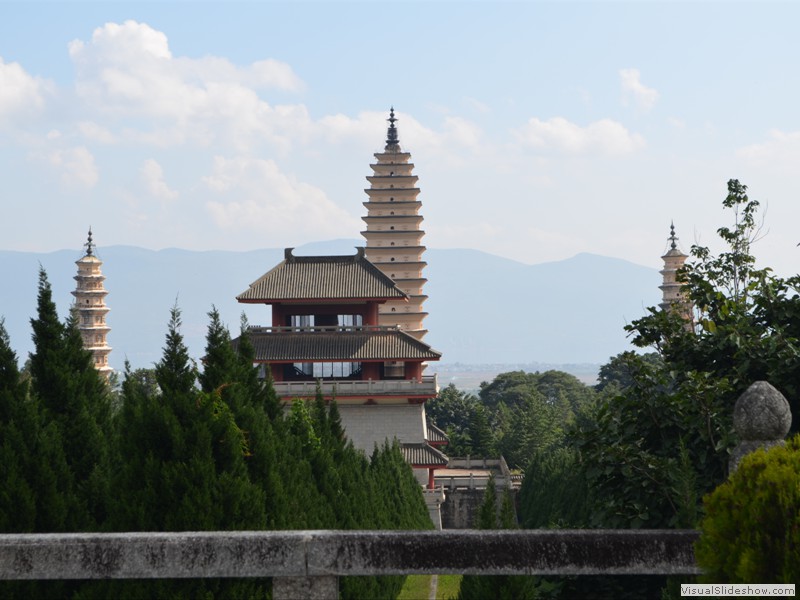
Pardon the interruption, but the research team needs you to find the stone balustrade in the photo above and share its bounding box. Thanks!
[0,530,700,600]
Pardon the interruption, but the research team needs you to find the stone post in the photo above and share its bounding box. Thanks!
[729,381,792,473]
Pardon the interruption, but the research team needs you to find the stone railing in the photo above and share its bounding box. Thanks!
[0,530,699,599]
[274,375,438,398]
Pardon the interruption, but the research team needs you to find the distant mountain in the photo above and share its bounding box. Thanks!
[0,241,660,372]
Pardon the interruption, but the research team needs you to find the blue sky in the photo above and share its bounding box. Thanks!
[2,1,800,275]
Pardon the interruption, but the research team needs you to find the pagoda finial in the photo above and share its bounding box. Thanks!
[386,106,399,148]
[85,227,94,256]
[668,221,678,250]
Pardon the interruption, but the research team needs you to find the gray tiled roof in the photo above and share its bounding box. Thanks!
[237,247,407,302]
[236,326,442,362]
[401,442,449,467]
[426,421,449,445]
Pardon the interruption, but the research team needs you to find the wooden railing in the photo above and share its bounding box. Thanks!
[0,530,700,599]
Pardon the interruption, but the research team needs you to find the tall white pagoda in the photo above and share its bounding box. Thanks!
[361,108,429,342]
[659,222,694,323]
[72,229,112,377]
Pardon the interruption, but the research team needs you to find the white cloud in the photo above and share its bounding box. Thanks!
[67,21,304,148]
[463,97,491,113]
[78,121,116,143]
[141,159,178,200]
[515,117,645,156]
[737,129,800,169]
[313,109,486,167]
[442,116,482,150]
[203,156,360,243]
[667,117,686,130]
[47,146,99,188]
[620,68,659,112]
[0,57,53,121]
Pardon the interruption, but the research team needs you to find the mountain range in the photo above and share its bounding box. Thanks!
[0,240,661,374]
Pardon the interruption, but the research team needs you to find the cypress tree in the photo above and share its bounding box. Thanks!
[28,268,111,530]
[0,320,76,534]
[236,313,280,420]
[102,306,267,599]
[458,477,539,600]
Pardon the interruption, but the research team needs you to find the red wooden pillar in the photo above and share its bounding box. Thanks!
[365,302,379,326]
[405,361,422,381]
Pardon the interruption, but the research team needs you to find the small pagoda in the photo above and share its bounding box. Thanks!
[659,222,694,324]
[234,247,447,487]
[72,228,112,378]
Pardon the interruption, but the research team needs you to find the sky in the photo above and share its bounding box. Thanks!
[2,1,800,276]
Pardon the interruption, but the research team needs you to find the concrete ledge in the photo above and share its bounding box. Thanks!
[0,530,700,581]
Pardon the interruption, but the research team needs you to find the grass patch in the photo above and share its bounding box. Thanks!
[397,574,463,599]
[398,575,432,599]
[436,575,462,599]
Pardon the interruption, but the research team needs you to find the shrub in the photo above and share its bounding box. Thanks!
[695,435,800,584]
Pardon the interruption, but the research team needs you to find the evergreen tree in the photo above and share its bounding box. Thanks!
[102,306,267,599]
[28,268,111,530]
[0,319,37,532]
[458,477,539,600]
[201,307,289,529]
[0,319,75,534]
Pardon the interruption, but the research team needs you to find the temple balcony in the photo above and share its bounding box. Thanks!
[273,374,438,399]
[249,325,404,334]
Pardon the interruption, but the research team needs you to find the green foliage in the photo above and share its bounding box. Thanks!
[28,269,112,530]
[628,180,800,432]
[458,477,541,600]
[695,435,800,584]
[573,354,730,528]
[0,319,74,534]
[429,372,594,469]
[479,370,595,468]
[518,446,592,529]
[426,383,480,455]
[4,282,435,599]
[595,351,663,394]
[571,181,799,532]
[480,370,593,419]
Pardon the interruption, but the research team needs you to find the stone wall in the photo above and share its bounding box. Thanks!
[440,487,519,529]
[337,403,425,453]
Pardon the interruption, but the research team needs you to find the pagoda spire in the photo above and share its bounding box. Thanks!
[385,107,400,150]
[85,227,95,256]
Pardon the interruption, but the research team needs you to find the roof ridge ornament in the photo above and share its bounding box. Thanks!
[385,106,399,149]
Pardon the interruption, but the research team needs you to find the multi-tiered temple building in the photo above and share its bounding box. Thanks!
[72,229,112,378]
[233,110,447,493]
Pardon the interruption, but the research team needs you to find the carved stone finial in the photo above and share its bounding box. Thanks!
[729,381,792,473]
[668,221,678,250]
